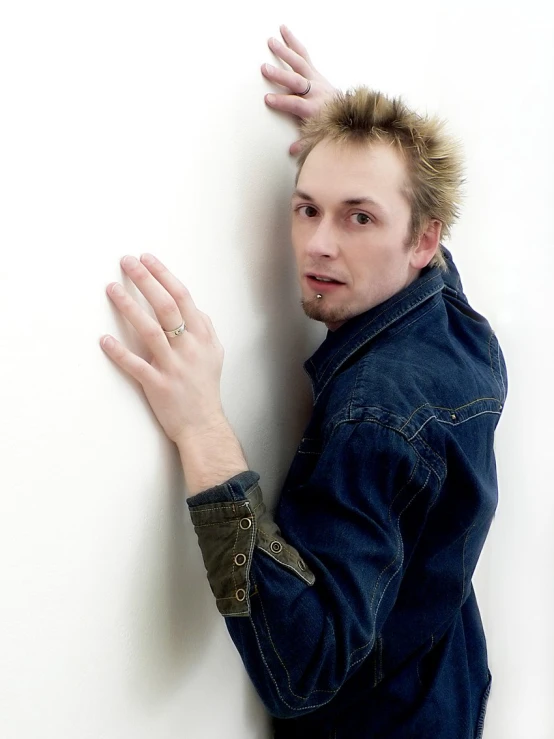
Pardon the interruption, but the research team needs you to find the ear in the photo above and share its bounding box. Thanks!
[410,219,442,270]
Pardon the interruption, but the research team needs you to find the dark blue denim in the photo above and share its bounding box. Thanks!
[187,246,507,738]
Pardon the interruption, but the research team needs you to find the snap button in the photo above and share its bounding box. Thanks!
[451,413,457,419]
[298,559,306,571]
[235,588,246,602]
[234,553,247,566]
[239,517,252,530]
[270,540,283,554]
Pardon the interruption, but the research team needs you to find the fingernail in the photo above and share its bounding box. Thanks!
[266,94,276,105]
[264,63,274,73]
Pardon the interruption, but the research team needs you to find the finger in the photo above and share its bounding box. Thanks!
[262,63,312,95]
[265,92,310,119]
[268,36,313,79]
[289,138,308,156]
[106,282,176,369]
[136,253,205,335]
[120,255,189,337]
[100,333,158,386]
[279,25,314,65]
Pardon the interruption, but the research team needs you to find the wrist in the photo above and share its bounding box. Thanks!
[173,412,228,446]
[175,417,249,497]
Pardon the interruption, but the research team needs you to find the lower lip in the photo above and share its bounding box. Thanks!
[306,276,345,291]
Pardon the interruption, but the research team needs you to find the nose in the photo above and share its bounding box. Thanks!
[304,217,340,260]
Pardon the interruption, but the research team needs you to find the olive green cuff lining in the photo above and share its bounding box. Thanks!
[188,481,315,618]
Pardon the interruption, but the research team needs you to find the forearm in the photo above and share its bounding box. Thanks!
[176,416,249,497]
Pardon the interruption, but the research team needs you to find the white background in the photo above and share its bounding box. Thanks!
[1,1,552,737]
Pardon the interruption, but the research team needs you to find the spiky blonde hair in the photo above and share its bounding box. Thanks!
[295,86,466,271]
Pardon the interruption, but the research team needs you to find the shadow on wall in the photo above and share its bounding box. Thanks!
[240,160,324,498]
[122,442,213,706]
[118,100,324,712]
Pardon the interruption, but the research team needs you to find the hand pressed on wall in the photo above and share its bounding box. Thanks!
[99,253,227,446]
[261,25,337,155]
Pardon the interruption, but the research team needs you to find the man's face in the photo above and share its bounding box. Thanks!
[291,139,438,331]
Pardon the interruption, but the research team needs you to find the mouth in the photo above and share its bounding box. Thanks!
[305,275,345,292]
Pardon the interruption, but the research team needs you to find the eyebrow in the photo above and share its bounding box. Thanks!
[292,189,388,216]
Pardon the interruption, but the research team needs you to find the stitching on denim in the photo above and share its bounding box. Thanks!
[257,588,338,699]
[476,672,492,737]
[368,457,419,616]
[437,410,502,426]
[314,278,443,400]
[330,418,443,487]
[489,330,506,401]
[487,330,504,401]
[400,398,502,433]
[408,409,502,440]
[314,272,442,382]
[496,334,506,400]
[354,471,431,664]
[460,520,477,607]
[347,464,429,666]
[408,415,438,439]
[347,467,432,664]
[256,545,315,586]
[385,294,441,338]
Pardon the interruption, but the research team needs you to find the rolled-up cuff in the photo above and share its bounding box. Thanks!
[187,479,315,617]
[186,470,260,507]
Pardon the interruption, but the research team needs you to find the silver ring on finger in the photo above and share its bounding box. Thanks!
[295,79,311,97]
[163,319,187,337]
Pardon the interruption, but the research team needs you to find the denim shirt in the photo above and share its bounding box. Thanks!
[187,246,508,738]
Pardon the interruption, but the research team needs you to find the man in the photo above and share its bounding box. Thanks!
[100,26,507,738]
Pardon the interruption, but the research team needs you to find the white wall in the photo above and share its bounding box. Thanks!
[1,1,552,737]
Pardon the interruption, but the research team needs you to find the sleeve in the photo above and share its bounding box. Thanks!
[186,420,436,719]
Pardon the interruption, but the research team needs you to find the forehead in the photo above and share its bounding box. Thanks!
[296,139,410,213]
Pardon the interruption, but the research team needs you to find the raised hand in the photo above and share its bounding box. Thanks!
[261,25,337,155]
[100,254,226,445]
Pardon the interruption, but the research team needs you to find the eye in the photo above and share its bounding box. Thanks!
[296,205,318,218]
[350,212,372,225]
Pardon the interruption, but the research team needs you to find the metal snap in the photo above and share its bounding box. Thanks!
[298,559,306,571]
[451,413,457,419]
[239,518,252,530]
[234,553,247,566]
[270,540,283,554]
[235,588,246,602]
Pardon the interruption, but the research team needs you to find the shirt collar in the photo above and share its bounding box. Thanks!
[304,246,461,403]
